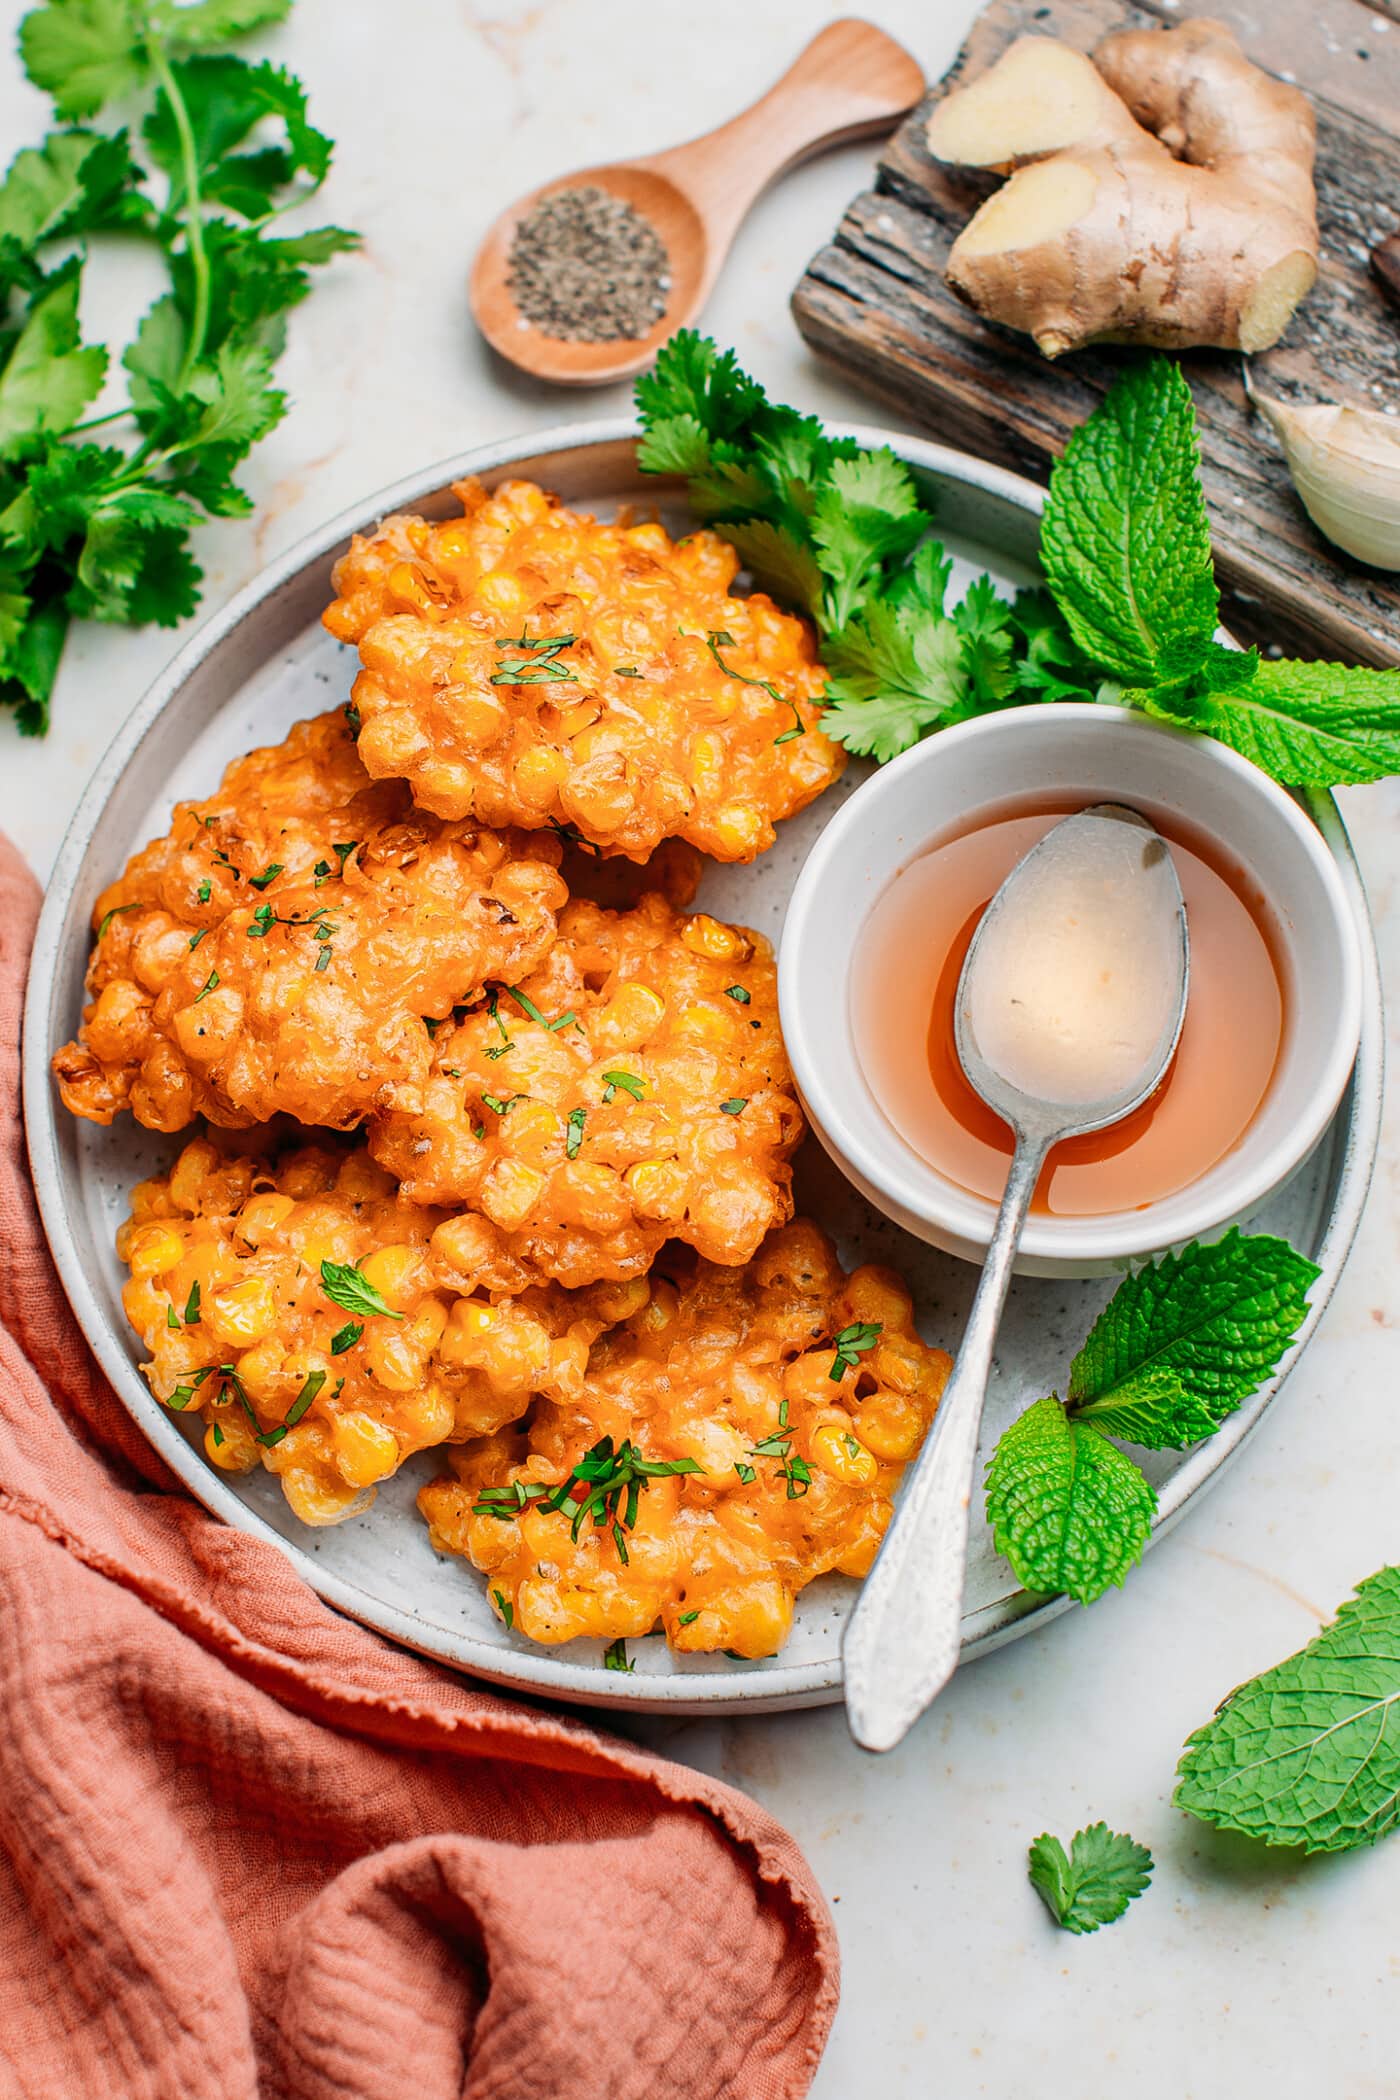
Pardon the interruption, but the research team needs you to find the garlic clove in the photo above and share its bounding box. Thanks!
[1249,380,1400,570]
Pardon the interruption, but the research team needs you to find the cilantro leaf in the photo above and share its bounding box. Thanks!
[1028,1824,1153,1934]
[984,1396,1156,1605]
[150,0,292,51]
[1176,1566,1400,1852]
[0,266,107,454]
[0,129,145,250]
[20,0,148,118]
[821,602,966,761]
[1041,356,1218,685]
[1147,656,1400,787]
[1067,1231,1319,1450]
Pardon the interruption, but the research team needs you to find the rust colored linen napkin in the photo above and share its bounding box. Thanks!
[0,837,837,2100]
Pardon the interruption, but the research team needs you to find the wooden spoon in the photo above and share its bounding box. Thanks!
[470,18,925,386]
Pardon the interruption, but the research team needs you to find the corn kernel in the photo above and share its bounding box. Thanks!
[169,1138,219,1211]
[125,1225,186,1279]
[713,805,766,857]
[480,1158,546,1231]
[358,1242,418,1309]
[207,1276,278,1348]
[387,561,446,614]
[205,1419,258,1472]
[333,1413,401,1488]
[281,1468,371,1526]
[234,1337,287,1405]
[681,914,747,962]
[813,1422,879,1485]
[674,1002,731,1047]
[625,1159,686,1219]
[503,1099,564,1166]
[475,570,527,615]
[513,746,570,804]
[236,1193,295,1247]
[595,983,665,1051]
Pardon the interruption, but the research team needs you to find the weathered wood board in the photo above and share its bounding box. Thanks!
[791,0,1400,666]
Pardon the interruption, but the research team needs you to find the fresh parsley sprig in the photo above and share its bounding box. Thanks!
[985,1232,1319,1605]
[636,335,1400,784]
[1,0,357,733]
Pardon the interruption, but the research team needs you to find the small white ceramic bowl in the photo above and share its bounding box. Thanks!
[779,704,1363,1277]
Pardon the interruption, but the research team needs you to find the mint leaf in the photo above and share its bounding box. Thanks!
[20,0,147,118]
[1148,657,1400,787]
[0,267,107,454]
[984,1396,1156,1605]
[1041,356,1217,685]
[318,1258,404,1322]
[1028,1824,1153,1933]
[1176,1566,1400,1853]
[1067,1231,1319,1450]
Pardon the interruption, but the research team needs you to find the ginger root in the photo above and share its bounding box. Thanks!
[926,19,1318,358]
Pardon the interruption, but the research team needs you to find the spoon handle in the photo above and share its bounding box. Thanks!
[842,1131,1051,1753]
[649,20,925,251]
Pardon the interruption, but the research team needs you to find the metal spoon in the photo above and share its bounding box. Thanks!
[842,804,1190,1753]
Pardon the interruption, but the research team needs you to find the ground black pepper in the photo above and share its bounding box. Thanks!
[506,185,671,343]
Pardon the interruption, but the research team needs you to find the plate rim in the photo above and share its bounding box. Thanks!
[21,417,1383,1714]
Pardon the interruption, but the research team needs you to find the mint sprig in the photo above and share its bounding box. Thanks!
[1028,1823,1153,1934]
[1176,1567,1400,1853]
[984,1232,1317,1607]
[634,336,1400,788]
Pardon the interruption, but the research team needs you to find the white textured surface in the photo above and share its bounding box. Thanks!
[3,3,1399,2095]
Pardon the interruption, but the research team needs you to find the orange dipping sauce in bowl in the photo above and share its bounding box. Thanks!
[851,799,1284,1218]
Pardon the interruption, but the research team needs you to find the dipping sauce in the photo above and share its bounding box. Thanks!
[851,799,1285,1217]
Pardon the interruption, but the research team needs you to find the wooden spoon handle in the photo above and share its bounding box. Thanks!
[647,19,924,256]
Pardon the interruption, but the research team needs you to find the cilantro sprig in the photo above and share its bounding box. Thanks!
[472,1434,702,1566]
[1,0,357,733]
[636,335,1400,785]
[985,1232,1319,1606]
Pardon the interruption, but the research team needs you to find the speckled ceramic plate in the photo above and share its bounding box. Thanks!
[22,421,1383,1713]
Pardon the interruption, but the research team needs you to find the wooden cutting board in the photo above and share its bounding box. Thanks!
[791,0,1400,667]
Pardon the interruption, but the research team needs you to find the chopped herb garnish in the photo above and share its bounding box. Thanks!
[843,1432,862,1459]
[493,1589,515,1630]
[210,1423,225,1448]
[750,1432,791,1459]
[166,1304,180,1330]
[330,1322,363,1355]
[259,1368,326,1447]
[249,862,283,891]
[566,1106,586,1159]
[603,1637,635,1673]
[830,1321,882,1380]
[601,1070,646,1104]
[188,928,207,951]
[333,841,358,873]
[313,860,331,885]
[507,986,575,1032]
[183,1282,201,1327]
[331,1379,345,1399]
[778,1398,789,1429]
[246,903,274,938]
[678,1610,700,1626]
[315,945,332,971]
[319,1259,405,1322]
[490,637,579,687]
[495,632,577,650]
[96,902,143,939]
[345,701,361,737]
[197,879,212,905]
[482,1091,526,1116]
[473,1436,701,1555]
[705,628,805,746]
[615,665,641,677]
[720,1097,747,1115]
[780,1453,813,1500]
[734,1461,757,1485]
[724,985,751,1005]
[423,1016,443,1038]
[193,969,220,1003]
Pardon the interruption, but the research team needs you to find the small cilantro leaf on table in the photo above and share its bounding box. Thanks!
[1175,1566,1400,1854]
[1028,1824,1153,1934]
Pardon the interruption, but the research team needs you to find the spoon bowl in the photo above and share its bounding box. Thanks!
[470,20,925,386]
[843,805,1190,1753]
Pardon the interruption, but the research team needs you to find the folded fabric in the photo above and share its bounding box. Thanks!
[0,837,837,2100]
